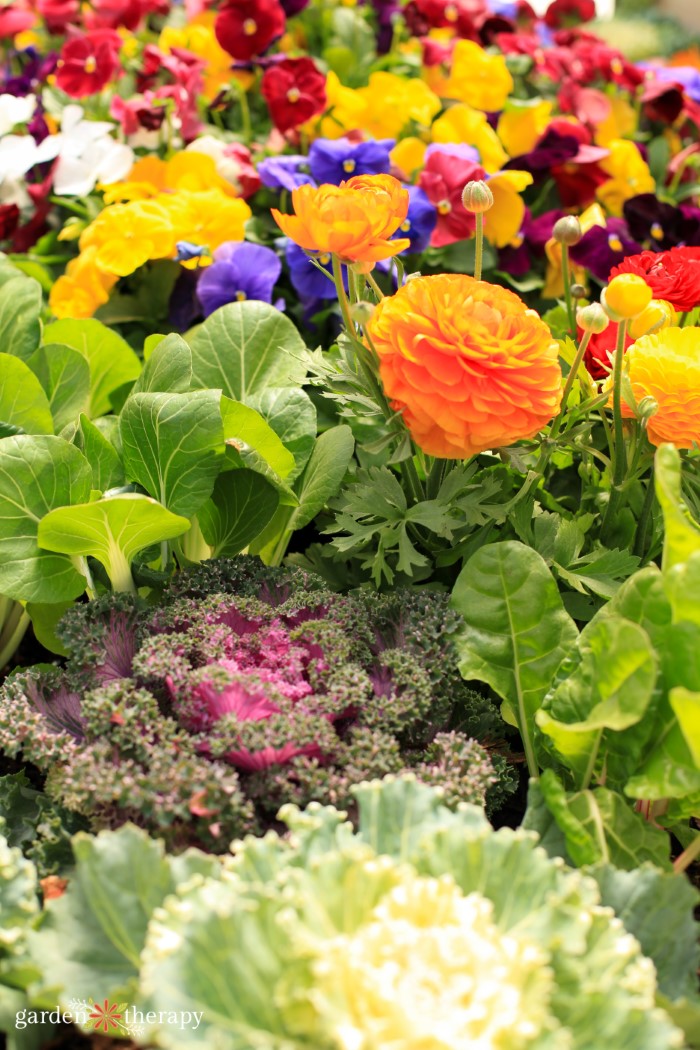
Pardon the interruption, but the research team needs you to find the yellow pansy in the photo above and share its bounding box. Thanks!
[444,39,514,112]
[543,203,605,299]
[596,139,655,216]
[391,137,428,182]
[497,98,552,158]
[593,95,637,148]
[80,200,176,277]
[431,104,508,174]
[101,152,242,205]
[49,247,119,320]
[161,190,251,267]
[355,73,441,139]
[301,71,368,140]
[486,171,534,248]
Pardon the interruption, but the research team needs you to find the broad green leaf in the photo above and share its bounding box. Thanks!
[286,424,354,532]
[131,333,192,396]
[591,864,700,1003]
[25,601,72,656]
[450,541,578,777]
[0,435,92,602]
[247,386,317,481]
[537,616,657,788]
[43,319,140,418]
[665,550,700,628]
[28,825,175,1004]
[0,274,42,361]
[669,687,700,765]
[73,414,124,492]
[119,390,225,518]
[187,301,307,400]
[198,469,279,558]
[655,443,700,571]
[534,770,671,870]
[27,344,90,431]
[221,396,295,480]
[38,494,190,593]
[0,354,53,435]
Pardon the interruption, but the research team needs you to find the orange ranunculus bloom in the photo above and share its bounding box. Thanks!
[271,174,410,263]
[619,327,700,449]
[366,274,563,459]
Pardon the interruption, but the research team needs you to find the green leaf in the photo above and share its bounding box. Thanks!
[535,770,671,870]
[537,616,658,788]
[556,547,640,599]
[450,541,578,776]
[28,825,175,1004]
[221,396,295,480]
[286,424,354,532]
[198,469,279,558]
[27,344,90,431]
[25,601,72,656]
[590,863,700,1003]
[0,435,92,602]
[0,354,53,435]
[43,319,141,418]
[655,443,700,571]
[669,687,700,765]
[187,301,307,400]
[73,414,124,492]
[131,333,192,396]
[38,494,190,593]
[119,390,225,518]
[0,274,42,361]
[247,386,317,482]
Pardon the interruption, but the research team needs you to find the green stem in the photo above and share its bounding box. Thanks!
[580,729,603,791]
[633,465,656,560]
[400,455,424,505]
[332,254,355,333]
[348,267,360,306]
[673,832,700,874]
[561,243,576,337]
[548,330,591,445]
[601,320,628,541]
[365,270,385,300]
[237,87,252,145]
[474,212,484,281]
[0,602,30,671]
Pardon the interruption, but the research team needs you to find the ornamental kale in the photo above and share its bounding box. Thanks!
[0,559,515,851]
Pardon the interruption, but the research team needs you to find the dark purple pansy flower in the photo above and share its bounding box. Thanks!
[279,0,310,14]
[308,137,394,185]
[391,186,437,253]
[504,128,579,176]
[367,0,399,53]
[642,65,700,104]
[169,267,201,331]
[569,219,642,284]
[258,154,315,191]
[197,242,283,318]
[286,240,340,300]
[497,208,554,278]
[622,193,700,251]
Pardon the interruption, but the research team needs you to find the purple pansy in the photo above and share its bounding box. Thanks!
[622,193,700,251]
[505,128,580,176]
[308,137,394,185]
[286,240,341,300]
[197,242,283,318]
[392,186,437,253]
[569,219,642,283]
[258,154,315,191]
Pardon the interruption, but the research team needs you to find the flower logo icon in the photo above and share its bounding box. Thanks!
[89,999,124,1033]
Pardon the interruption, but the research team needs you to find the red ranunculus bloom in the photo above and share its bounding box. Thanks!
[214,0,285,60]
[261,57,326,134]
[418,149,480,247]
[580,324,633,380]
[610,247,700,313]
[55,31,121,97]
[545,0,595,29]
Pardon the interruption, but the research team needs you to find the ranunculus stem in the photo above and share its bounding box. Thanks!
[474,212,484,281]
[547,330,591,445]
[332,253,356,333]
[365,271,385,300]
[560,244,576,336]
[601,320,629,541]
[673,832,700,874]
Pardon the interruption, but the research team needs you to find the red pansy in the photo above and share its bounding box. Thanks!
[545,0,595,29]
[55,31,122,97]
[418,150,481,247]
[215,0,286,61]
[261,57,326,134]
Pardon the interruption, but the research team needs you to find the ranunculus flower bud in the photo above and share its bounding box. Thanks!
[602,274,653,320]
[636,395,659,423]
[628,299,674,340]
[351,300,375,325]
[576,303,609,335]
[570,283,586,299]
[461,180,494,214]
[552,215,582,247]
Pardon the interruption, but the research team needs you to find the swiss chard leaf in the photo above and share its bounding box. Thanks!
[43,318,141,418]
[0,354,53,435]
[0,273,42,361]
[130,333,193,396]
[198,469,279,558]
[27,343,90,431]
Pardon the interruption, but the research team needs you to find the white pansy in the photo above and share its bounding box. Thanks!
[0,94,36,136]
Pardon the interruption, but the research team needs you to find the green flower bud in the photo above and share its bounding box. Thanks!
[552,215,582,247]
[351,300,375,325]
[576,302,609,334]
[461,180,494,214]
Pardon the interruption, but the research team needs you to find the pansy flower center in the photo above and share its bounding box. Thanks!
[287,87,301,103]
[84,55,97,74]
[437,199,451,215]
[243,18,257,35]
[608,233,623,252]
[343,159,356,173]
[650,223,664,241]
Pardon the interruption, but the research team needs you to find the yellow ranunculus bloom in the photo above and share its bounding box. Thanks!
[497,98,552,158]
[596,139,655,217]
[621,327,700,448]
[431,104,508,174]
[444,39,514,112]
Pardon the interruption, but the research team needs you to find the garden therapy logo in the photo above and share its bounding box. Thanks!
[15,998,203,1036]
